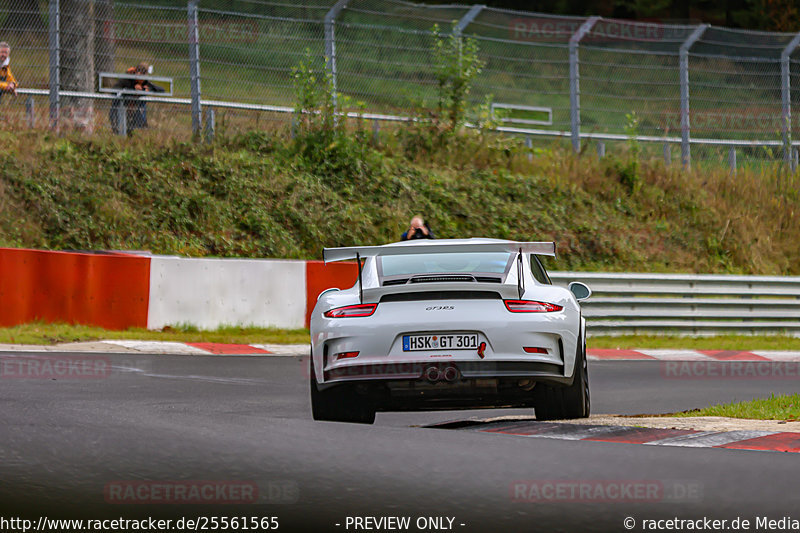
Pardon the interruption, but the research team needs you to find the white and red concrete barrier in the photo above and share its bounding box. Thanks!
[0,248,357,330]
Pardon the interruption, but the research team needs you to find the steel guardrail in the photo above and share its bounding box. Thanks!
[550,271,800,336]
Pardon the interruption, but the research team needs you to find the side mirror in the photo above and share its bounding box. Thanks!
[568,281,592,302]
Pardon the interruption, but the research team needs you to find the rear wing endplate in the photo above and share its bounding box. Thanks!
[323,241,556,263]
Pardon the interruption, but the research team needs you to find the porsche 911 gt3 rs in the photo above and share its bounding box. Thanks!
[309,239,592,424]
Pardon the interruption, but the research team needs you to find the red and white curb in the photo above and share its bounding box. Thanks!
[0,341,309,356]
[433,420,800,453]
[101,341,308,356]
[587,349,800,362]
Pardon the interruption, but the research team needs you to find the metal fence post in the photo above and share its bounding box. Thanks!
[114,96,127,137]
[524,136,533,162]
[455,5,484,36]
[372,119,379,146]
[26,96,35,128]
[679,25,708,169]
[597,141,605,159]
[48,0,60,131]
[205,108,215,143]
[188,0,202,138]
[781,33,800,163]
[324,0,349,110]
[454,4,484,74]
[569,17,599,153]
[663,143,671,166]
[793,147,799,173]
[728,146,736,175]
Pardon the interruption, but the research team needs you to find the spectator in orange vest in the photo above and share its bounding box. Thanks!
[0,42,18,102]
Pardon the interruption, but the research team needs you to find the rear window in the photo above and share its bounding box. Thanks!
[378,252,513,278]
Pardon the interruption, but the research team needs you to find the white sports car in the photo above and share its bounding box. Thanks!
[309,239,592,424]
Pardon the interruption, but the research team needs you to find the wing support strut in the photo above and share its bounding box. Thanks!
[356,252,363,304]
[517,247,525,299]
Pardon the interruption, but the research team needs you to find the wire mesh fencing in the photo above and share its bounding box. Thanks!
[1,0,800,170]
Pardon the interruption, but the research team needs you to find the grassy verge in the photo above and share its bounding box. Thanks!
[675,393,800,421]
[3,323,800,351]
[588,335,800,351]
[1,128,799,274]
[0,323,309,346]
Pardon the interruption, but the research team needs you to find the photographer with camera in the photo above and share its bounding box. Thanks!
[109,62,165,134]
[401,216,435,241]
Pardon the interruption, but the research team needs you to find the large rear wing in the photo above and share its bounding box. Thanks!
[322,241,556,263]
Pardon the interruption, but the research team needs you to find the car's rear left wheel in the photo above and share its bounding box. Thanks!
[533,334,590,420]
[309,355,376,424]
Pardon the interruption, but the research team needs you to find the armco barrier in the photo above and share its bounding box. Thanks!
[0,248,150,329]
[550,272,800,336]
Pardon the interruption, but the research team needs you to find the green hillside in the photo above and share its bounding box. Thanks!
[0,125,798,274]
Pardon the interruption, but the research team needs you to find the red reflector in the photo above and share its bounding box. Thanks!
[324,303,377,318]
[335,351,360,360]
[523,347,548,354]
[504,300,563,313]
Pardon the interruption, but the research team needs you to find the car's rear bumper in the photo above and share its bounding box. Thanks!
[323,360,566,384]
[319,362,574,411]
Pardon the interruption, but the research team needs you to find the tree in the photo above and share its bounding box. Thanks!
[61,0,96,127]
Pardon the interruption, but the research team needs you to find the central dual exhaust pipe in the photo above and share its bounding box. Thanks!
[424,365,460,383]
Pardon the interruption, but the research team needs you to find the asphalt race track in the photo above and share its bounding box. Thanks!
[1,350,799,532]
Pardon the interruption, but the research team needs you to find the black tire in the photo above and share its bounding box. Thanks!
[534,334,590,420]
[309,356,376,424]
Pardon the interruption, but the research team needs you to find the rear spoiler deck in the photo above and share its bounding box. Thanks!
[322,241,556,263]
[360,282,520,304]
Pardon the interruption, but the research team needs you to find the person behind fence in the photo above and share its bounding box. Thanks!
[109,62,164,134]
[401,216,435,241]
[0,42,17,102]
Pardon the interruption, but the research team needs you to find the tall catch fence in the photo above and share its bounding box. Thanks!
[2,0,800,168]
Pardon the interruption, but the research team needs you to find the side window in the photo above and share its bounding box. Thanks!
[530,255,552,285]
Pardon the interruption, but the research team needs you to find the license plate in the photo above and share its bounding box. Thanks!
[402,334,479,351]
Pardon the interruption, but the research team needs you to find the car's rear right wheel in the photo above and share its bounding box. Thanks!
[309,356,376,424]
[533,334,590,420]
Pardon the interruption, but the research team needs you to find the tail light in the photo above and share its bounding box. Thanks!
[324,303,377,318]
[504,300,562,313]
[335,351,360,360]
[523,347,548,354]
